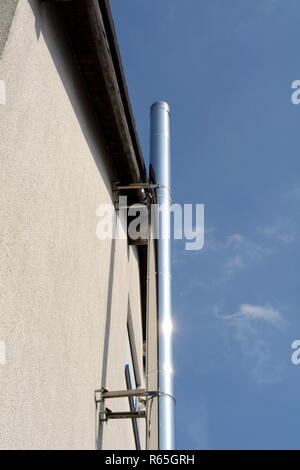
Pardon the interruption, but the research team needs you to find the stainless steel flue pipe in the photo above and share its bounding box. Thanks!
[150,101,175,450]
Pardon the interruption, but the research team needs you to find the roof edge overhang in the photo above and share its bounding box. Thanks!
[54,0,147,195]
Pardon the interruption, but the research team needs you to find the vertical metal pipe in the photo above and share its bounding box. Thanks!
[150,101,175,450]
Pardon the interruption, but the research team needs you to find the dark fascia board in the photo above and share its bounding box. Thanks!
[55,0,147,194]
[99,0,146,183]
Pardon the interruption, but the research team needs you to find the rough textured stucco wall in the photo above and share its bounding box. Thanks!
[0,0,18,57]
[147,235,159,449]
[0,0,145,449]
[99,240,146,450]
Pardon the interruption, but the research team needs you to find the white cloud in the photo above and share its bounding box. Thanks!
[277,233,295,243]
[226,234,243,245]
[217,302,286,384]
[260,226,277,236]
[259,221,295,244]
[222,233,264,281]
[226,233,263,257]
[182,229,275,292]
[178,400,211,450]
[222,303,284,328]
[225,255,244,269]
[223,255,244,280]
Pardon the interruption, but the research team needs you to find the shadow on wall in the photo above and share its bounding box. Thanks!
[95,210,129,449]
[0,0,18,57]
[27,0,113,192]
[96,234,116,450]
[25,0,120,450]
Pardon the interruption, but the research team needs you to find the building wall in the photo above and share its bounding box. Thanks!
[147,235,159,450]
[0,0,18,57]
[0,0,145,450]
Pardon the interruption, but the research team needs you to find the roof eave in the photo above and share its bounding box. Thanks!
[55,0,147,192]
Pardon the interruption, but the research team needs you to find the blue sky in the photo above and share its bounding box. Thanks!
[110,0,300,449]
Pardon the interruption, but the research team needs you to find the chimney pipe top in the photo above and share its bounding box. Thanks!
[150,101,170,115]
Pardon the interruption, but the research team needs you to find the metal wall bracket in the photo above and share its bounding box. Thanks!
[111,181,155,245]
[114,183,159,191]
[112,181,171,203]
[95,387,175,426]
[112,181,159,205]
[99,409,146,422]
[95,387,147,401]
[95,388,147,423]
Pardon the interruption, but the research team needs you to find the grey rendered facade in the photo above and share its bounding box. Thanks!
[0,0,158,450]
